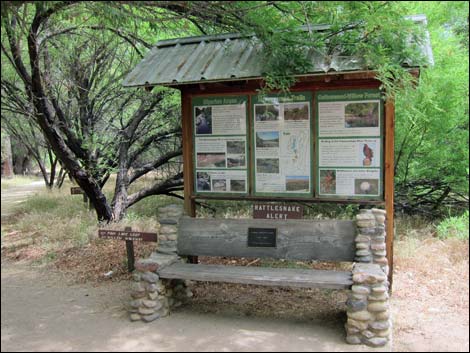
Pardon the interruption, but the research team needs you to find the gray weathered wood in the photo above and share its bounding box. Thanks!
[177,217,356,262]
[158,263,353,289]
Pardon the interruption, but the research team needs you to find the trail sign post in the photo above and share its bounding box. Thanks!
[70,187,90,206]
[98,226,158,272]
[70,186,84,194]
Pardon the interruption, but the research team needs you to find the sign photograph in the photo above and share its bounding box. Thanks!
[196,170,247,193]
[317,92,381,137]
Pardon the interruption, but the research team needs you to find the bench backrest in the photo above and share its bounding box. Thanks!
[177,217,356,262]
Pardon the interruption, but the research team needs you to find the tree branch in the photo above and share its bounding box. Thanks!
[127,172,184,208]
[129,148,182,184]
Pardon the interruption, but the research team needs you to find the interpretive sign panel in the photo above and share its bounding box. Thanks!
[252,92,312,197]
[191,90,384,202]
[193,96,249,195]
[316,90,384,199]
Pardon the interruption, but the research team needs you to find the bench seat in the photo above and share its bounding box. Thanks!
[158,262,353,290]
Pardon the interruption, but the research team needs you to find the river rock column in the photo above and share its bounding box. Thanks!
[157,204,184,255]
[157,204,193,308]
[129,254,193,322]
[371,208,388,276]
[129,256,172,322]
[345,263,391,347]
[128,204,192,322]
[355,209,388,271]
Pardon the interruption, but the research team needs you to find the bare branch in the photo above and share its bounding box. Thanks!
[129,148,182,184]
[127,172,184,208]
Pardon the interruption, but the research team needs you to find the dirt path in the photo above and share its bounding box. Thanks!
[1,261,389,352]
[391,238,469,352]
[1,180,44,219]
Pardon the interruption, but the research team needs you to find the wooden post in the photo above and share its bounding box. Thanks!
[181,91,197,264]
[384,97,395,289]
[181,91,196,218]
[124,226,135,272]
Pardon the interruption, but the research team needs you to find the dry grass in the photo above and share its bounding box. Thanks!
[394,237,469,309]
[392,216,469,352]
[52,240,156,284]
[1,182,163,282]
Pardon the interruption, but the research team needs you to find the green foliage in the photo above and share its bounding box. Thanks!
[236,2,426,94]
[395,1,469,209]
[436,211,469,240]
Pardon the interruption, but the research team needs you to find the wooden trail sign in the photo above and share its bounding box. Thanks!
[253,203,303,220]
[98,229,158,242]
[70,187,84,194]
[98,227,158,272]
[70,186,91,208]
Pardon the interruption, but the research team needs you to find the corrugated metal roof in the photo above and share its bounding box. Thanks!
[123,15,433,88]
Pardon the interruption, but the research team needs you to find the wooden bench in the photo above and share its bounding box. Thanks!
[158,217,356,290]
[130,210,391,347]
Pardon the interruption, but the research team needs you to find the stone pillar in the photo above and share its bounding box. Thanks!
[354,208,388,275]
[129,253,193,322]
[371,208,388,276]
[129,259,169,322]
[157,204,184,255]
[348,208,391,347]
[345,263,391,347]
[128,204,192,322]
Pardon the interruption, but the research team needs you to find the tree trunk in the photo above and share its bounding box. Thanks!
[55,166,66,188]
[25,18,114,222]
[111,143,130,221]
[37,160,52,188]
[1,133,14,178]
[13,154,32,175]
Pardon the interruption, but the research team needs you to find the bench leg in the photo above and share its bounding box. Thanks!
[128,257,193,322]
[346,263,391,347]
[129,271,170,322]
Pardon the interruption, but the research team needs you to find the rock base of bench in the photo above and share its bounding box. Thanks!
[355,208,389,276]
[346,263,391,347]
[129,253,193,322]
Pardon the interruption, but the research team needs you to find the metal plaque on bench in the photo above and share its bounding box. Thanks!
[247,227,277,247]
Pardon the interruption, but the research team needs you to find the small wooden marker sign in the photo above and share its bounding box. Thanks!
[98,229,158,242]
[98,227,157,272]
[253,203,303,220]
[70,187,84,195]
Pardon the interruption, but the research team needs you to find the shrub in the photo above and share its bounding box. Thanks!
[436,211,469,240]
